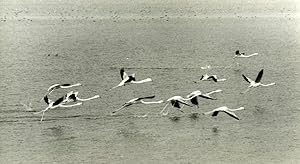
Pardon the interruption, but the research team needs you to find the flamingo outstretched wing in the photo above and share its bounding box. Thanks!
[120,68,128,80]
[136,95,155,101]
[223,110,240,120]
[208,76,218,82]
[255,69,264,83]
[242,74,252,83]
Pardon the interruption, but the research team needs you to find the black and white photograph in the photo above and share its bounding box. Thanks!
[1,0,299,163]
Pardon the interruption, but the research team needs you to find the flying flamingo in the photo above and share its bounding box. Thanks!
[199,74,226,82]
[112,95,163,114]
[160,96,193,116]
[34,92,82,121]
[203,106,245,120]
[241,69,275,94]
[234,50,258,58]
[186,89,222,108]
[110,68,152,90]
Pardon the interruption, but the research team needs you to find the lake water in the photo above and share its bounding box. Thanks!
[0,0,300,163]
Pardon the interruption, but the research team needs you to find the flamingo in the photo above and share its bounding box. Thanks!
[160,96,193,115]
[203,106,245,120]
[34,92,82,121]
[186,89,222,108]
[241,69,275,94]
[110,68,152,90]
[234,50,258,58]
[112,95,163,114]
[41,83,82,101]
[199,74,226,82]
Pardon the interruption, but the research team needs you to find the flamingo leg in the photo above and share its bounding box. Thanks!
[162,107,172,116]
[34,106,50,114]
[160,103,169,114]
[192,105,199,112]
[241,88,251,94]
[34,107,51,121]
[179,105,185,113]
[40,111,45,121]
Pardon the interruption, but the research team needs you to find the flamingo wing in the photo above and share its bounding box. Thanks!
[199,94,215,100]
[43,96,52,105]
[190,97,199,106]
[52,96,65,106]
[171,100,181,108]
[255,69,264,83]
[68,94,77,102]
[177,100,193,107]
[125,76,135,83]
[47,84,60,91]
[123,103,133,108]
[60,83,81,88]
[205,89,222,95]
[223,110,240,120]
[60,84,71,87]
[59,102,82,108]
[211,111,219,117]
[137,95,155,101]
[242,74,252,83]
[203,110,215,116]
[130,78,152,84]
[199,75,204,80]
[248,53,258,57]
[120,68,128,80]
[208,76,218,82]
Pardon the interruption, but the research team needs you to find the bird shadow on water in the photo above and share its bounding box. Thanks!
[168,116,181,122]
[253,105,266,115]
[115,121,152,142]
[212,126,218,133]
[211,126,220,136]
[167,112,204,122]
[42,125,76,142]
[46,126,65,136]
[188,112,201,121]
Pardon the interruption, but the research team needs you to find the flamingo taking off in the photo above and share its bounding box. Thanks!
[203,106,245,120]
[110,68,152,90]
[34,93,82,121]
[241,69,275,94]
[112,95,163,114]
[234,50,258,58]
[160,96,193,116]
[186,89,222,108]
[199,74,226,82]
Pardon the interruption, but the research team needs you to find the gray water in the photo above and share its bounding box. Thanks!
[1,0,300,163]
